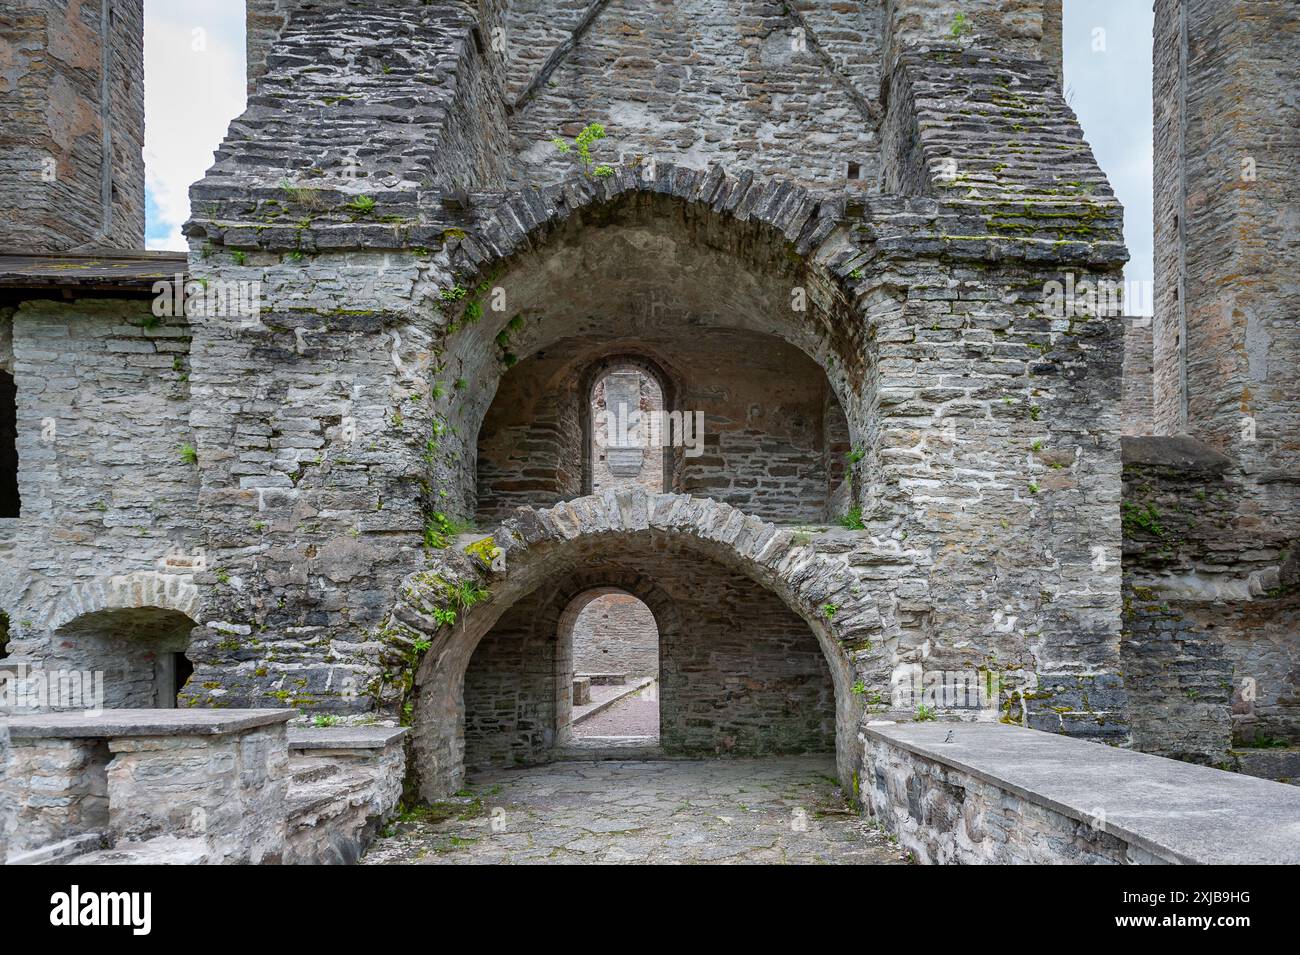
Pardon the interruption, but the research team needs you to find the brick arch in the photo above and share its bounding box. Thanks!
[45,572,201,634]
[394,490,885,799]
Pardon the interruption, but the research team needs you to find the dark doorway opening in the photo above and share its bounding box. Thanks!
[0,371,19,518]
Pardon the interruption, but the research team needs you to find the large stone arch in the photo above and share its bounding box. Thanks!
[386,490,886,800]
[427,164,876,523]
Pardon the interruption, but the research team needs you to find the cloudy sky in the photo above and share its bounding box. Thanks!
[143,0,1155,311]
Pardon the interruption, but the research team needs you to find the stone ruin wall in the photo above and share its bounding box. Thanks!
[0,0,145,252]
[1121,0,1299,763]
[0,297,200,698]
[0,0,1176,798]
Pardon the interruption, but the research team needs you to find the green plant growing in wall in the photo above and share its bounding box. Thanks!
[551,123,615,178]
[951,12,973,38]
[279,179,324,209]
[822,603,838,619]
[346,194,377,216]
[852,679,867,696]
[424,512,472,549]
[839,506,865,530]
[312,714,339,728]
[1122,502,1165,537]
[179,443,198,465]
[915,703,937,722]
[846,448,864,464]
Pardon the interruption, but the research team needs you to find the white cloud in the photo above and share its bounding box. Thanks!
[143,1,246,251]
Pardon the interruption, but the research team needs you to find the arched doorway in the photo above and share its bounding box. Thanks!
[436,175,873,531]
[562,587,660,742]
[52,607,197,708]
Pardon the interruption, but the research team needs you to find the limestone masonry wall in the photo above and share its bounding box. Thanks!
[570,591,659,679]
[0,0,145,251]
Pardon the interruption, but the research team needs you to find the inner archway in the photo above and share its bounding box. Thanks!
[563,588,661,742]
[475,329,851,525]
[458,546,834,776]
[435,177,874,529]
[51,607,197,709]
[585,357,672,497]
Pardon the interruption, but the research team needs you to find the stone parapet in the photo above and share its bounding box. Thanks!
[1,709,293,864]
[861,721,1300,864]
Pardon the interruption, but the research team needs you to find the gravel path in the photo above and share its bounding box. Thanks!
[362,756,909,865]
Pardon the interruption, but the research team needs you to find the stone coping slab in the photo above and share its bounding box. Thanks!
[862,722,1300,865]
[3,708,294,740]
[287,725,408,750]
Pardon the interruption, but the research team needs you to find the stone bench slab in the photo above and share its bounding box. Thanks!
[3,708,294,740]
[863,722,1300,865]
[286,725,408,751]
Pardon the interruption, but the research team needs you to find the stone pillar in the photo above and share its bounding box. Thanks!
[245,0,292,95]
[1122,316,1155,436]
[1152,0,1299,474]
[0,0,145,251]
[0,736,110,859]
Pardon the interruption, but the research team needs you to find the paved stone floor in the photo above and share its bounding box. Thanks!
[362,756,909,865]
[573,681,660,738]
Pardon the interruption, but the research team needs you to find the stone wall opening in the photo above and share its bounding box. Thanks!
[412,508,849,797]
[587,361,669,496]
[51,607,198,709]
[474,328,852,524]
[563,588,661,742]
[439,186,872,528]
[0,369,18,518]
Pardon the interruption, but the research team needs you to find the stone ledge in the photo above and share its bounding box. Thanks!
[287,725,408,751]
[3,708,295,740]
[862,722,1300,864]
[1120,434,1233,472]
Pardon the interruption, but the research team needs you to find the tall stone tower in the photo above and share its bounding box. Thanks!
[1152,0,1299,475]
[0,0,145,252]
